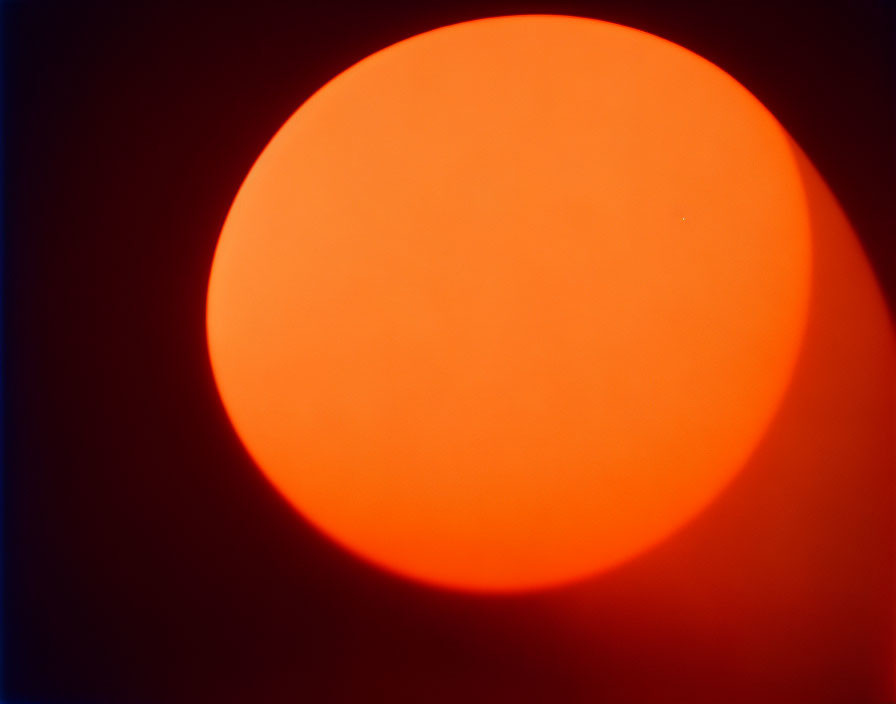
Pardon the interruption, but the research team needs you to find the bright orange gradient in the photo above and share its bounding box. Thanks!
[206,15,813,592]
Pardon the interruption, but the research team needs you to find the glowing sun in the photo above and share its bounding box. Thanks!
[206,15,811,592]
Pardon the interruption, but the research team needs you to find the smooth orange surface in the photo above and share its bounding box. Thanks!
[206,15,811,592]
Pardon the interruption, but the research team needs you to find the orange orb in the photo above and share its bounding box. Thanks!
[206,15,811,592]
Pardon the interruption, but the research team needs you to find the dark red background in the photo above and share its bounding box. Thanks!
[3,1,894,702]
